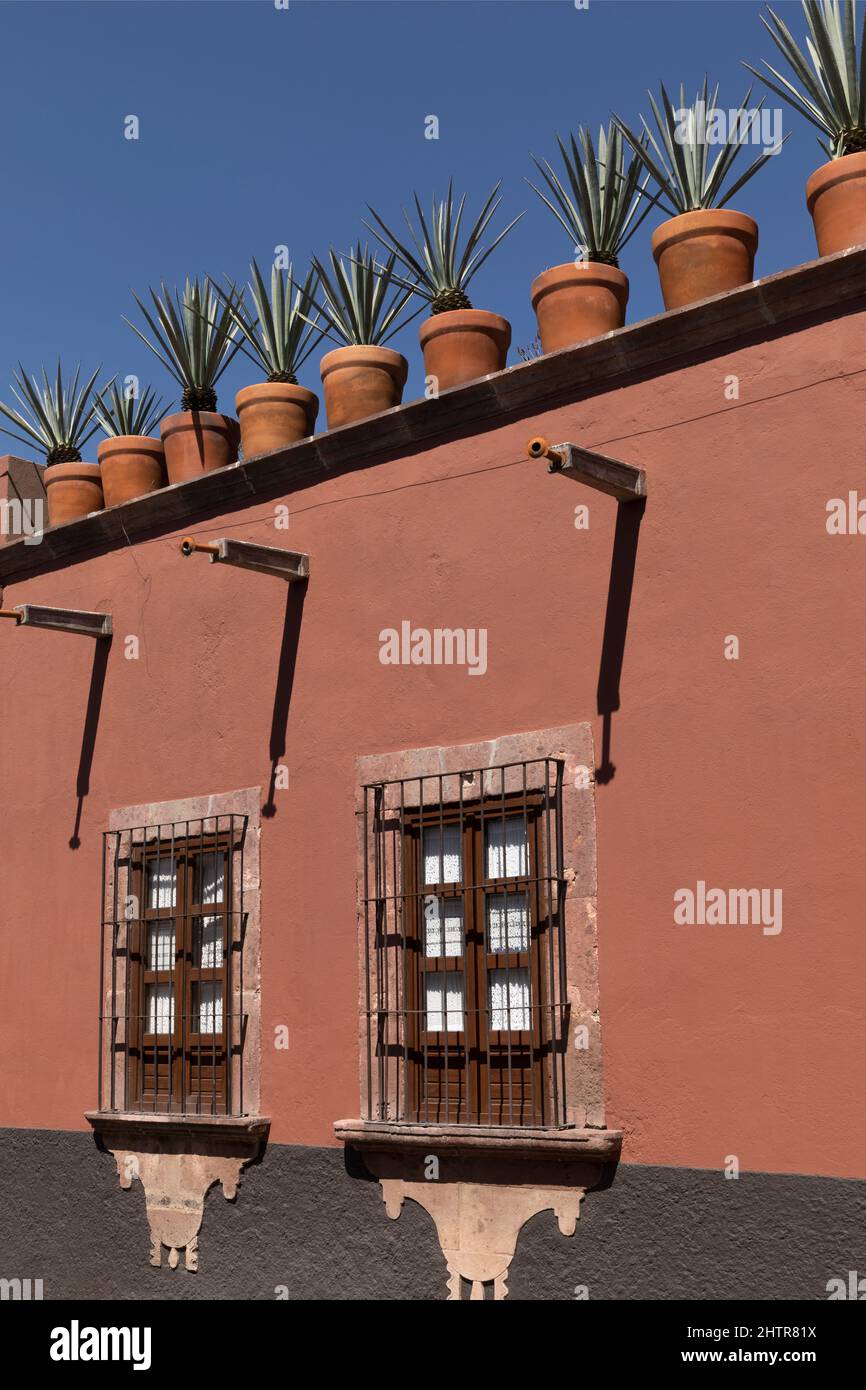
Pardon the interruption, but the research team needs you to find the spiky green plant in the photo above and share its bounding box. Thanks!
[0,363,102,463]
[304,244,418,346]
[744,1,866,158]
[364,181,523,313]
[92,380,167,438]
[216,259,325,383]
[527,124,656,265]
[613,79,784,215]
[124,278,244,412]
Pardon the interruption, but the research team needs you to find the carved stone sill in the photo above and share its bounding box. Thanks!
[334,1118,621,1164]
[86,1112,270,1273]
[335,1119,622,1300]
[86,1111,270,1152]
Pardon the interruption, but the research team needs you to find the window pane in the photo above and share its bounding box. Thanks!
[194,850,224,905]
[146,857,176,909]
[485,816,528,878]
[423,825,461,885]
[145,983,174,1034]
[195,915,223,969]
[147,922,176,970]
[423,895,464,957]
[487,893,530,953]
[489,968,530,1031]
[425,972,464,1032]
[193,981,223,1035]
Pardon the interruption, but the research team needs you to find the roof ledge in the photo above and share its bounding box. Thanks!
[2,243,865,586]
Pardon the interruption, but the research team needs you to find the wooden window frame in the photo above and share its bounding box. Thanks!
[127,833,231,1116]
[401,790,551,1127]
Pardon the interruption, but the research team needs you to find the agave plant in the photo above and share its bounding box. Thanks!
[216,259,325,382]
[0,363,102,463]
[123,278,244,412]
[305,244,418,346]
[527,124,656,265]
[364,181,523,313]
[744,0,866,158]
[613,78,784,215]
[92,380,167,438]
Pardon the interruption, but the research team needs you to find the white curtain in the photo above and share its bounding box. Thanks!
[425,972,464,1032]
[196,851,224,904]
[487,892,529,953]
[423,825,462,885]
[145,983,174,1034]
[489,968,530,1031]
[194,981,223,1035]
[424,896,464,957]
[197,916,222,969]
[147,922,175,970]
[146,857,175,909]
[485,817,528,878]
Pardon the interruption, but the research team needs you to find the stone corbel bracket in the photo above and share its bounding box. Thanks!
[336,1121,621,1300]
[87,1113,270,1272]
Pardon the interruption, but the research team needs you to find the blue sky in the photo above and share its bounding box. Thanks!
[0,0,828,428]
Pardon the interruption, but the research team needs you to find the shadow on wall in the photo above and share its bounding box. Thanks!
[596,499,645,784]
[70,634,112,849]
[263,581,307,818]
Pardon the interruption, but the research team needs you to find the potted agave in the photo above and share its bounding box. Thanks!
[365,181,521,390]
[526,124,654,351]
[124,279,243,484]
[0,363,103,526]
[745,0,866,255]
[306,244,417,429]
[614,80,783,309]
[93,381,167,508]
[221,258,324,457]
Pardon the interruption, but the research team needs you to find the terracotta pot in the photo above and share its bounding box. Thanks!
[651,209,758,310]
[43,462,103,526]
[320,346,408,429]
[419,309,511,390]
[160,411,239,484]
[97,435,165,508]
[531,262,628,352]
[806,152,866,256]
[235,381,319,457]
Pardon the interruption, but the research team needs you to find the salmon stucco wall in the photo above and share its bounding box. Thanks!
[1,292,864,1181]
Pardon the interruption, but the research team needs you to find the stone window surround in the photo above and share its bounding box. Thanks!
[341,722,611,1149]
[92,785,264,1128]
[85,787,267,1274]
[338,726,620,1299]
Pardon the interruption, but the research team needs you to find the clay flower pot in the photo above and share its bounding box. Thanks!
[320,346,408,429]
[44,462,103,526]
[651,209,758,311]
[235,382,319,458]
[531,263,629,353]
[419,309,511,390]
[160,411,240,485]
[806,152,866,256]
[97,435,165,508]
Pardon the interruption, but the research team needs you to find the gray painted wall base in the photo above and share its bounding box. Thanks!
[0,1129,863,1301]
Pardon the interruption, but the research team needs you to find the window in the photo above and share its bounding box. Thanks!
[100,816,248,1116]
[362,758,567,1128]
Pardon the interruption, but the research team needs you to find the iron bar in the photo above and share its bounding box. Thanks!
[361,756,567,1130]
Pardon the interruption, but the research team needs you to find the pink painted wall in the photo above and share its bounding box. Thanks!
[1,306,864,1179]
